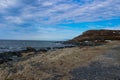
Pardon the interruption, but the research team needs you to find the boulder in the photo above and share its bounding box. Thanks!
[0,58,4,64]
[38,48,48,52]
[26,47,36,52]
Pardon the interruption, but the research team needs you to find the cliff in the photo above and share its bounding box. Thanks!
[69,30,120,43]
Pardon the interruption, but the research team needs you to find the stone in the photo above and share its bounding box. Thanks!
[26,47,36,52]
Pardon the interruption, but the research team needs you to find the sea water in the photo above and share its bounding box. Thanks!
[0,40,65,53]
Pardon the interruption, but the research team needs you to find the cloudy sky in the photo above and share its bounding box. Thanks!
[0,0,120,40]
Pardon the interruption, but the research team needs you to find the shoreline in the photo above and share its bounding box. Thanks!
[0,44,75,64]
[0,40,107,65]
[0,41,120,80]
[0,41,110,65]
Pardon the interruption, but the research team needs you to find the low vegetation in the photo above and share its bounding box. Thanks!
[0,41,120,80]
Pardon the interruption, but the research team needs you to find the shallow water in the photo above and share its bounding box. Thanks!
[0,40,65,53]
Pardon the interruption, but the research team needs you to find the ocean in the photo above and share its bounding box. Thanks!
[0,40,65,53]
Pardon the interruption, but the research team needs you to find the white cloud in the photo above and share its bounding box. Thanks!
[0,0,18,9]
[46,0,120,23]
[1,0,119,24]
[105,26,120,30]
[5,16,23,24]
[17,0,120,24]
[0,0,120,40]
[42,2,53,6]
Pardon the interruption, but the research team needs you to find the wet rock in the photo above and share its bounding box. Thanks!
[0,51,27,64]
[9,51,22,57]
[0,52,13,64]
[64,45,75,48]
[53,47,64,50]
[38,48,48,52]
[46,47,51,50]
[57,47,64,49]
[0,47,37,64]
[12,47,36,54]
[26,47,36,52]
[0,58,4,64]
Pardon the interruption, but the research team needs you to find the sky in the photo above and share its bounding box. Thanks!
[0,0,120,41]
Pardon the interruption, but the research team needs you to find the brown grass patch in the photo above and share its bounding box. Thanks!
[0,41,120,80]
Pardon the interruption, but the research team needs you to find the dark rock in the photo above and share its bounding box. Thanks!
[26,47,36,52]
[0,51,22,64]
[0,47,37,64]
[64,45,75,48]
[0,58,4,64]
[38,48,48,52]
[10,51,22,57]
[53,47,64,50]
[18,47,36,54]
[46,47,51,50]
[57,47,64,49]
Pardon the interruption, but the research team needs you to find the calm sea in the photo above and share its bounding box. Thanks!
[0,40,65,53]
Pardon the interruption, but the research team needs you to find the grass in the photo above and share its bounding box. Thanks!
[0,41,120,80]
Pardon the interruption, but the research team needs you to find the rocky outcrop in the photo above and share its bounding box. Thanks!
[68,30,120,43]
[0,47,37,64]
[0,45,76,64]
[26,47,36,52]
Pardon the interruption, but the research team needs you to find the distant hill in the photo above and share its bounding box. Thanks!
[68,30,120,43]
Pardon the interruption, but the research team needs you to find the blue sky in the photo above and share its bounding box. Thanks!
[0,0,120,40]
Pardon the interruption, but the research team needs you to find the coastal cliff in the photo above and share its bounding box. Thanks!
[69,30,120,43]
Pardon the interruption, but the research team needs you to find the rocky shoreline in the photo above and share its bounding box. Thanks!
[0,45,75,64]
[0,41,119,80]
[0,40,106,65]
